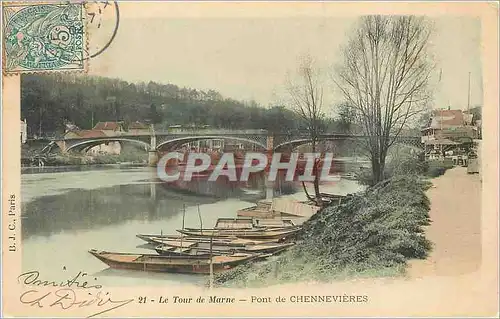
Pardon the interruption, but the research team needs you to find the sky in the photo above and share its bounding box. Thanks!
[89,3,483,112]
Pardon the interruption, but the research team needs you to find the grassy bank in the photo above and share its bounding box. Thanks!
[214,175,432,288]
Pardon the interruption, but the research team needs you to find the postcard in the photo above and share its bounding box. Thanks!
[2,1,498,318]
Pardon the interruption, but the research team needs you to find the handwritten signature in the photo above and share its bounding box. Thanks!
[18,270,103,289]
[18,270,134,318]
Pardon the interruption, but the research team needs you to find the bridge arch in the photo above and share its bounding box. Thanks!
[274,136,423,152]
[273,139,315,152]
[66,138,151,153]
[157,136,267,151]
[389,138,424,150]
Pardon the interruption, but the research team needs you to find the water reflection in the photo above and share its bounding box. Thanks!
[22,183,228,239]
[21,164,145,175]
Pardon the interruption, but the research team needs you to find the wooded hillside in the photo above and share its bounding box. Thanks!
[21,74,308,136]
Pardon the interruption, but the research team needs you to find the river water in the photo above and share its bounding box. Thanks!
[21,165,364,287]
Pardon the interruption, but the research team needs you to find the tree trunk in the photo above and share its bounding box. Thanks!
[311,140,322,207]
[39,107,43,137]
[313,159,322,206]
[302,181,314,201]
[371,153,386,184]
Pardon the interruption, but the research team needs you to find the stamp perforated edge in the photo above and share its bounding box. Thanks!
[2,1,89,76]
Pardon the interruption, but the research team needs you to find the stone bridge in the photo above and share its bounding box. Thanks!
[46,129,422,165]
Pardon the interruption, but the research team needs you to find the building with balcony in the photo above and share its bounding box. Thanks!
[421,109,479,144]
[421,108,481,163]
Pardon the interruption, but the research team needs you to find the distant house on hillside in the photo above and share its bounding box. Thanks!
[168,124,212,133]
[64,129,106,139]
[93,121,125,136]
[127,121,150,134]
[168,125,183,133]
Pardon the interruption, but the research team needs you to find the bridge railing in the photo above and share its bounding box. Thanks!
[53,129,421,144]
[154,129,269,135]
[59,129,271,139]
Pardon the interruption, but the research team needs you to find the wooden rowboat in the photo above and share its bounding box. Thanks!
[88,249,258,274]
[136,234,235,244]
[177,226,301,240]
[154,245,229,258]
[214,217,296,229]
[156,239,291,250]
[154,241,294,257]
[136,234,280,246]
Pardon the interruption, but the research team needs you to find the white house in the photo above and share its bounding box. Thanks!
[21,119,27,144]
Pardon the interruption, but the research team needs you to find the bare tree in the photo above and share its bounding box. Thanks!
[333,15,434,184]
[286,54,325,206]
[336,102,357,134]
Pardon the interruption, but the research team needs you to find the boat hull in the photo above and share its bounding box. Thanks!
[136,234,281,246]
[177,227,301,240]
[89,249,257,274]
[154,242,294,257]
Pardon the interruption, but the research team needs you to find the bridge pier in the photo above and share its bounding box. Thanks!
[265,136,274,200]
[148,150,159,166]
[150,182,157,200]
[265,181,275,200]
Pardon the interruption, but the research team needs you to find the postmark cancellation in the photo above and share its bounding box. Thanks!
[2,2,87,75]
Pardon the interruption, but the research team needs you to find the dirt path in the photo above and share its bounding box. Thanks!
[407,166,482,277]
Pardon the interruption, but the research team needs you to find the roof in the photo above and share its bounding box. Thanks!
[93,121,122,130]
[67,130,107,138]
[427,109,465,129]
[128,121,149,129]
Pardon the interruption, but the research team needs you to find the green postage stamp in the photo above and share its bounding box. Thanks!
[2,2,86,74]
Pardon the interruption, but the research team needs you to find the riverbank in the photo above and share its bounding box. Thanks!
[22,153,148,167]
[214,174,433,287]
[21,142,148,167]
[22,162,147,171]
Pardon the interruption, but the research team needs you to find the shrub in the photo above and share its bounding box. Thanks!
[385,150,427,177]
[425,159,454,178]
[356,168,375,186]
[356,148,456,183]
[47,155,85,165]
[356,147,427,186]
